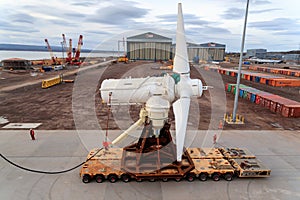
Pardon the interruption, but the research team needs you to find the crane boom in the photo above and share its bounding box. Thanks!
[62,34,67,51]
[44,39,56,64]
[74,35,83,62]
[66,39,72,62]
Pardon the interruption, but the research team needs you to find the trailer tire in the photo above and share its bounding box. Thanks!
[108,174,118,183]
[212,173,220,181]
[199,173,208,181]
[162,178,169,182]
[95,174,105,183]
[224,173,233,181]
[174,178,182,182]
[82,174,91,184]
[136,178,143,182]
[121,174,131,183]
[149,178,156,182]
[186,173,195,182]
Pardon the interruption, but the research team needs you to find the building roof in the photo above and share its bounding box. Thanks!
[127,32,172,43]
[172,42,226,49]
[1,58,29,62]
[199,42,226,48]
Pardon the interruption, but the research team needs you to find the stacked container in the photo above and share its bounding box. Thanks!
[226,83,300,118]
[204,65,300,87]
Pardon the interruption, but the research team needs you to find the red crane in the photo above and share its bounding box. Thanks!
[44,39,57,65]
[66,38,73,63]
[74,35,83,62]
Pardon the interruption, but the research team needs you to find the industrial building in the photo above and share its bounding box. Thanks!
[282,54,300,65]
[187,42,226,62]
[1,58,31,70]
[171,42,226,62]
[126,32,172,61]
[126,32,226,62]
[247,49,267,59]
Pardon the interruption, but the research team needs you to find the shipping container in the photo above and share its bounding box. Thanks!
[282,105,300,117]
[250,94,256,103]
[269,79,300,87]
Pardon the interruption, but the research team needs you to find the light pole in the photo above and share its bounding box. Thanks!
[232,0,250,122]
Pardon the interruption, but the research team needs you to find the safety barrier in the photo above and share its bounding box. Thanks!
[223,113,245,124]
[42,75,63,89]
[226,83,300,118]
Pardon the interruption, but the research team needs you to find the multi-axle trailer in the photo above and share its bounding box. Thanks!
[80,123,270,183]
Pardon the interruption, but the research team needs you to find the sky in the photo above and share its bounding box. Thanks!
[0,0,299,52]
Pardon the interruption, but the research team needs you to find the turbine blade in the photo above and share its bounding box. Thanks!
[173,3,189,74]
[173,97,190,161]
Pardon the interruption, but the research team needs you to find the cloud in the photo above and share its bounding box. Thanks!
[248,18,300,31]
[71,1,98,6]
[64,12,87,18]
[222,8,246,20]
[85,30,111,35]
[234,0,271,5]
[48,19,77,27]
[252,0,272,5]
[187,26,231,36]
[157,14,212,26]
[10,13,35,24]
[0,20,39,33]
[250,8,281,14]
[86,4,149,26]
[273,30,300,36]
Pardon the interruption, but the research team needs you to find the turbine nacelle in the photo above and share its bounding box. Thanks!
[100,75,175,105]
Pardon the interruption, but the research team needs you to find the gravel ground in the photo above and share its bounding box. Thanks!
[0,60,299,130]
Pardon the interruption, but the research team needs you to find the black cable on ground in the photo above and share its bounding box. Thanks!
[0,147,103,174]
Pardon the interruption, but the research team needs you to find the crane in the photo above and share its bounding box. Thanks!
[74,35,83,63]
[66,38,73,63]
[44,39,57,65]
[61,34,67,64]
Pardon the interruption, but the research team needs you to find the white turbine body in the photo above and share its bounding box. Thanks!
[100,3,203,162]
[101,75,175,105]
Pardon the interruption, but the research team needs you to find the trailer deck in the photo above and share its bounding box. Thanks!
[80,147,271,183]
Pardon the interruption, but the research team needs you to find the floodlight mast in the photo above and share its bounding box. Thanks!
[233,0,250,122]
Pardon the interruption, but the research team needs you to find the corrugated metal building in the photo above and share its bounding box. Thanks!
[127,32,172,61]
[247,49,267,59]
[171,42,226,62]
[282,54,300,64]
[1,58,31,70]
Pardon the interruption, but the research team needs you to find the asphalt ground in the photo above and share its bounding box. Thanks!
[1,130,299,200]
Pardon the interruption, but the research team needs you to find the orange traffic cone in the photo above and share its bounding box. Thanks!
[218,120,223,129]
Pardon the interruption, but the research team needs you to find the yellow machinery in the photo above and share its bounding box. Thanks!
[42,75,63,89]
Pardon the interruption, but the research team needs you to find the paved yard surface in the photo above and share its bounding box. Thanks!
[1,130,299,200]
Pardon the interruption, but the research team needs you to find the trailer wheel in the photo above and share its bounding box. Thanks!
[94,174,105,183]
[108,174,118,183]
[149,178,156,182]
[174,178,182,182]
[224,173,233,181]
[186,173,195,182]
[136,178,143,182]
[199,173,208,181]
[121,174,131,183]
[162,178,169,182]
[82,174,91,184]
[212,173,220,181]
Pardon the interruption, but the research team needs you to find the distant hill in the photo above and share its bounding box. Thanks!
[0,43,115,53]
